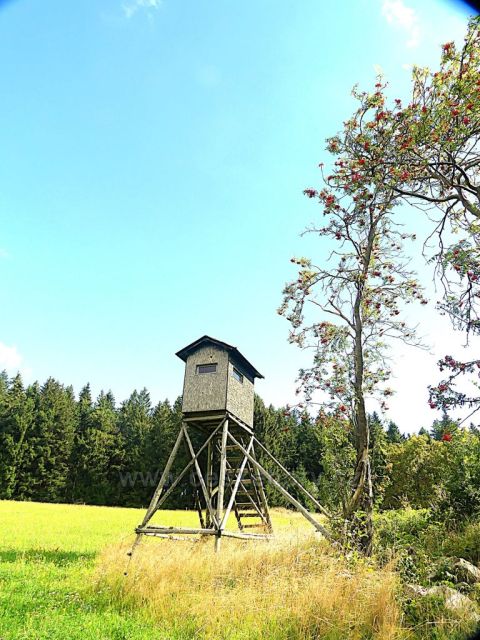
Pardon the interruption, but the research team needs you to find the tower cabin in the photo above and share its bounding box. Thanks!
[176,335,263,428]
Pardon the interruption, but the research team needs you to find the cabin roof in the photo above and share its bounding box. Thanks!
[176,335,264,379]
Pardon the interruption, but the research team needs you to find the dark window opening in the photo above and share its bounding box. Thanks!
[196,363,217,374]
[232,367,243,383]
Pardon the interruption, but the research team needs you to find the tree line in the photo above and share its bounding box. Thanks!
[1,370,479,524]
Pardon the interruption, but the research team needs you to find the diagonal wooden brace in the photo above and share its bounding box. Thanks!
[140,426,185,527]
[227,432,332,540]
[182,423,219,528]
[253,436,331,518]
[151,418,225,515]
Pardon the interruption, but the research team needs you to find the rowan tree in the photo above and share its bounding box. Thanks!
[279,151,425,553]
[397,19,480,418]
[324,17,480,421]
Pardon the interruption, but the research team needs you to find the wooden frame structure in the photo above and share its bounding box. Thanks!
[131,410,331,555]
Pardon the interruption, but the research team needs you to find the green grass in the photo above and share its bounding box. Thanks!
[0,500,200,639]
[0,501,313,640]
[2,501,477,639]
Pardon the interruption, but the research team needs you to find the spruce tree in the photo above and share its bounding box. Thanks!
[430,411,459,441]
[118,388,153,506]
[88,390,124,505]
[68,384,93,503]
[385,420,405,444]
[30,378,76,502]
[0,374,35,499]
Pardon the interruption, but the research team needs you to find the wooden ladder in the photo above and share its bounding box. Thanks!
[224,439,272,534]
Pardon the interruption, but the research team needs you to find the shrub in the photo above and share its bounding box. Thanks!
[402,592,479,640]
[382,430,480,523]
[381,437,449,511]
[374,509,442,583]
[441,521,480,566]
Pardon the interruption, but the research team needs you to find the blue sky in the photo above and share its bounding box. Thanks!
[0,0,476,431]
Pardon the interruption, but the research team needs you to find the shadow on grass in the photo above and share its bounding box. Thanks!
[0,548,96,566]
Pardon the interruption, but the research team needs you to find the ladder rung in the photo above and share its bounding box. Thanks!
[238,512,260,517]
[242,524,266,528]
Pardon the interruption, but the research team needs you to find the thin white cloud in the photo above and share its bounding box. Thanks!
[122,0,162,19]
[0,342,33,380]
[0,342,22,370]
[381,0,421,48]
[0,248,9,259]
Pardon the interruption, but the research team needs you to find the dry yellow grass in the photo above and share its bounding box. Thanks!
[95,519,403,640]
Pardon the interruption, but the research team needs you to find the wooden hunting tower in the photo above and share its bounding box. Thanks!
[130,336,330,555]
[177,335,263,427]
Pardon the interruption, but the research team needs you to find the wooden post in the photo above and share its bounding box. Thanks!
[205,439,214,528]
[215,418,229,552]
[227,432,332,540]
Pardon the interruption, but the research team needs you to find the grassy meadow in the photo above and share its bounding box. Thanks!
[0,500,477,639]
[0,500,161,639]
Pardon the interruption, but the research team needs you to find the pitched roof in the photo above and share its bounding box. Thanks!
[175,335,264,379]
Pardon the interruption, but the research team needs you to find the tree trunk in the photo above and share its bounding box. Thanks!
[344,327,373,555]
[343,239,374,555]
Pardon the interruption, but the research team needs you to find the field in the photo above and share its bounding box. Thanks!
[0,500,162,639]
[0,500,474,640]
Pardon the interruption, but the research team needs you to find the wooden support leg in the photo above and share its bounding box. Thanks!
[124,532,143,576]
[182,423,219,528]
[215,419,229,552]
[227,432,332,540]
[126,428,185,571]
[139,426,185,528]
[206,440,214,528]
[253,436,330,518]
[149,420,224,515]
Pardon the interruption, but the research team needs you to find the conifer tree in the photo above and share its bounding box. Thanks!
[13,382,41,500]
[29,378,76,502]
[118,388,153,505]
[0,374,35,499]
[0,370,8,398]
[68,383,93,502]
[430,411,459,441]
[385,420,405,444]
[89,390,124,505]
[141,399,175,506]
